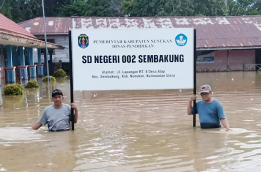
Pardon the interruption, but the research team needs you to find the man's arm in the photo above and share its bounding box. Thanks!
[187,95,197,115]
[71,103,78,123]
[32,110,47,130]
[217,102,230,131]
[32,123,42,130]
[220,118,230,131]
[74,108,78,123]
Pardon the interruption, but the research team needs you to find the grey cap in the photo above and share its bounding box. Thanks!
[200,85,211,94]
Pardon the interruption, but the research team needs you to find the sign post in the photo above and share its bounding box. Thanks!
[69,31,74,130]
[193,29,197,127]
[69,28,196,129]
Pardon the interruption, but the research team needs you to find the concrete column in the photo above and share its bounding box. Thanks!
[0,45,4,80]
[36,48,44,77]
[5,45,16,83]
[227,50,230,72]
[38,48,41,64]
[17,46,28,81]
[6,45,12,67]
[0,45,4,67]
[48,49,53,75]
[12,47,19,66]
[19,46,25,66]
[44,49,47,75]
[27,48,36,78]
[28,48,34,65]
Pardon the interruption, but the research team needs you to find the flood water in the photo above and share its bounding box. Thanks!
[0,71,261,172]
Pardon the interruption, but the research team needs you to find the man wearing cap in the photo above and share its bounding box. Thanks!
[187,85,230,131]
[32,89,78,131]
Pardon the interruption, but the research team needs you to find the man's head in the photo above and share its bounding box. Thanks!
[200,85,212,102]
[52,89,64,107]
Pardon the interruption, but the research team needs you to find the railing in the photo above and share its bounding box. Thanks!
[243,64,261,71]
[196,66,228,72]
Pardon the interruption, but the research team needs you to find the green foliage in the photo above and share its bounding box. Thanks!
[122,0,228,17]
[85,0,113,17]
[0,0,75,22]
[58,0,89,17]
[1,0,261,23]
[58,0,116,17]
[42,76,56,82]
[25,80,40,89]
[0,0,13,19]
[53,69,67,78]
[4,84,24,95]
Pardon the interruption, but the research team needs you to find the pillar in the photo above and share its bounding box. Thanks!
[5,45,16,84]
[0,45,4,80]
[7,45,12,67]
[37,48,44,77]
[44,49,48,75]
[12,47,19,66]
[48,49,54,75]
[12,47,20,79]
[27,48,36,78]
[17,46,28,81]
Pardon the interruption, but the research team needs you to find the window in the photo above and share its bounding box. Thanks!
[196,52,214,63]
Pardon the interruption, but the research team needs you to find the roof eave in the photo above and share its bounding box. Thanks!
[0,32,64,49]
[197,46,261,51]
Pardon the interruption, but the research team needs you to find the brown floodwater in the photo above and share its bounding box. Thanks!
[0,71,261,172]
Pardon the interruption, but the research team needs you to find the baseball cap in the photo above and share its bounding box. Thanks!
[52,89,63,97]
[200,85,211,94]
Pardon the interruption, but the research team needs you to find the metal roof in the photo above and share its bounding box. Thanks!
[0,13,36,39]
[0,13,63,49]
[19,16,261,50]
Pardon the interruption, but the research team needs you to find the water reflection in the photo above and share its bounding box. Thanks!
[0,72,261,171]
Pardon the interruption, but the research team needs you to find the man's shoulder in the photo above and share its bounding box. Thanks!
[44,105,54,111]
[196,100,204,105]
[212,99,222,104]
[62,103,71,108]
[62,103,71,110]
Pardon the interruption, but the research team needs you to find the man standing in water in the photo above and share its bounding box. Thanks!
[32,89,78,131]
[187,85,230,130]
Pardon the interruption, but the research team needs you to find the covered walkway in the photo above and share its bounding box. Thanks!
[0,13,63,85]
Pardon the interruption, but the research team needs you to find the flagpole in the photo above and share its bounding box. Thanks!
[42,0,50,104]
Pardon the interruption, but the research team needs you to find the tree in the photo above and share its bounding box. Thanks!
[58,0,88,16]
[121,0,227,17]
[0,0,13,19]
[193,0,227,16]
[85,0,113,17]
[58,0,118,17]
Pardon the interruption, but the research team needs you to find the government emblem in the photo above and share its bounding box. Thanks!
[78,34,89,48]
[175,34,187,46]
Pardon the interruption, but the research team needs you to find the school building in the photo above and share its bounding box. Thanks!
[0,13,63,84]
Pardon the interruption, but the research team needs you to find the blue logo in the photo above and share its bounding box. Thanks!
[175,34,187,46]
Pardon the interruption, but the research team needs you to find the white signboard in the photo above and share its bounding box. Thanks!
[71,28,194,91]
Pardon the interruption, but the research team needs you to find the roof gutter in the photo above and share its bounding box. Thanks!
[0,31,64,49]
[197,46,261,51]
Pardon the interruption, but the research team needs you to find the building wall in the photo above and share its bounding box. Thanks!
[228,50,255,70]
[196,50,255,71]
[32,35,69,63]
